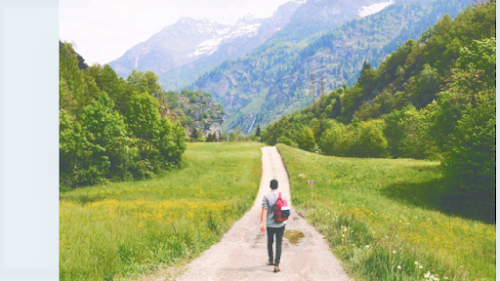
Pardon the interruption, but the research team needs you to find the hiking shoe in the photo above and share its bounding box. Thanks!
[274,266,281,273]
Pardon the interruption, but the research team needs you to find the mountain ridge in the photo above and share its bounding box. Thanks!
[109,0,306,85]
[191,0,473,133]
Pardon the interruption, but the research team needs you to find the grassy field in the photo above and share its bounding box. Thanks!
[277,144,495,281]
[59,142,263,281]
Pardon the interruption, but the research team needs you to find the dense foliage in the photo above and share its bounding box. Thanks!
[156,89,225,142]
[262,1,496,221]
[60,43,187,187]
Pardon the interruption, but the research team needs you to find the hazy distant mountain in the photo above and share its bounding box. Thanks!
[108,17,256,77]
[262,0,392,44]
[159,0,306,90]
[108,0,306,81]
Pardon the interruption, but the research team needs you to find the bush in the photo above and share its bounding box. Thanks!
[59,42,187,187]
[296,126,315,151]
[349,119,388,158]
[60,97,139,186]
[442,89,495,222]
[279,136,293,146]
[318,120,351,156]
[397,104,438,159]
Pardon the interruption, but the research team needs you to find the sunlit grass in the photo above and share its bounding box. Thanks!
[60,142,263,281]
[278,144,495,281]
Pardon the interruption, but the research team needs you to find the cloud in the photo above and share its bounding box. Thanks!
[60,0,291,65]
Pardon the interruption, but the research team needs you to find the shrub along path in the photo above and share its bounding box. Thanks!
[173,146,350,281]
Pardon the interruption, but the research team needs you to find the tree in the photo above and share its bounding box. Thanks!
[296,126,315,151]
[126,70,162,96]
[59,42,187,187]
[384,106,409,158]
[397,104,437,159]
[255,125,261,137]
[309,118,321,140]
[457,37,496,88]
[357,60,377,91]
[318,120,350,156]
[60,95,139,186]
[332,96,342,118]
[442,89,495,222]
[124,92,161,141]
[190,128,199,142]
[349,119,388,158]
[59,42,88,113]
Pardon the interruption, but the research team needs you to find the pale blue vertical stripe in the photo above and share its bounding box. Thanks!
[0,0,59,280]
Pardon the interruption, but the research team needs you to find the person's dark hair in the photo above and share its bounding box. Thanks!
[270,179,278,189]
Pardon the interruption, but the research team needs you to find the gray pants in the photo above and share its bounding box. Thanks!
[267,225,285,266]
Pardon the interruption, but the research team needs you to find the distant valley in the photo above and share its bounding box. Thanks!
[108,0,473,133]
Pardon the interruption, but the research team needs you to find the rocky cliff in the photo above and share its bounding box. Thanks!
[160,89,225,138]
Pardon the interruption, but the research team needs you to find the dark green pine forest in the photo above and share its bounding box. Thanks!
[261,1,496,222]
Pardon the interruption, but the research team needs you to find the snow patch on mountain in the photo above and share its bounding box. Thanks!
[358,1,394,18]
[227,23,261,39]
[189,22,262,58]
[190,38,224,57]
[217,27,231,35]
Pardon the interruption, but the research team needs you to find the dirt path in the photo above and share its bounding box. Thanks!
[174,146,350,281]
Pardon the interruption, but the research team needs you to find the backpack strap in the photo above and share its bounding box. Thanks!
[278,192,282,199]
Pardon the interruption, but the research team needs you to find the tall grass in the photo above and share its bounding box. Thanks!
[277,144,495,281]
[60,142,263,280]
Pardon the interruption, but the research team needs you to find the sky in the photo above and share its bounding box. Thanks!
[60,0,292,65]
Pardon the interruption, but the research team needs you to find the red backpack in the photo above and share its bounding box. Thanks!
[274,192,290,222]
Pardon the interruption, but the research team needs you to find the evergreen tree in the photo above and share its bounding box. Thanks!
[255,125,261,137]
[190,128,199,142]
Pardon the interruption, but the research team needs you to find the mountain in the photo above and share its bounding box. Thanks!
[193,0,472,134]
[263,0,495,148]
[109,0,306,84]
[159,0,306,90]
[109,18,231,77]
[262,0,495,223]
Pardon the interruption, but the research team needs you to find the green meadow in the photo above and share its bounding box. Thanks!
[278,144,495,281]
[59,142,263,281]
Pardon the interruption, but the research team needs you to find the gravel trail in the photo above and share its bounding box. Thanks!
[174,146,350,281]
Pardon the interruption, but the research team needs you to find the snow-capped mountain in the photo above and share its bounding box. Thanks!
[159,0,305,90]
[108,18,228,77]
[187,14,263,59]
[109,15,268,78]
[109,0,305,81]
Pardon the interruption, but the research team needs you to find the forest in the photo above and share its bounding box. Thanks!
[196,0,473,132]
[261,1,496,222]
[59,42,187,187]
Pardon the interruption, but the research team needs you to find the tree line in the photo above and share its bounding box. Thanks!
[60,42,186,187]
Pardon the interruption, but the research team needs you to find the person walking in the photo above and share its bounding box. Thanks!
[260,179,287,273]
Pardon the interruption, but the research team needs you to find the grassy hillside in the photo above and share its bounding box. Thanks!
[278,144,495,280]
[59,142,263,280]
